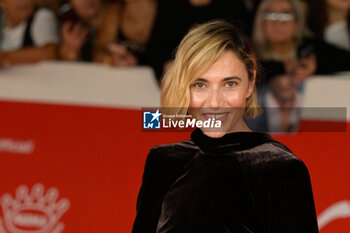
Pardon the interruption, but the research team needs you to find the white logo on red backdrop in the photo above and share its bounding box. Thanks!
[0,184,70,233]
[318,200,350,230]
[0,138,35,155]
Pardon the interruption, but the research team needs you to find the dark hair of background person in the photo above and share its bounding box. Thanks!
[145,0,250,84]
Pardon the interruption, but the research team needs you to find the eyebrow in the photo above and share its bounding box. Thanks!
[194,76,242,83]
[222,76,242,82]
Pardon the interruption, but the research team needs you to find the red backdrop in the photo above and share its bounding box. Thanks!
[0,100,349,233]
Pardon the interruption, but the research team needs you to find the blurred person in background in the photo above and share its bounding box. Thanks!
[0,0,59,67]
[144,0,250,83]
[59,0,118,62]
[253,0,316,87]
[248,0,315,132]
[246,0,350,133]
[104,0,249,84]
[107,0,158,67]
[254,0,350,83]
[245,69,304,132]
[306,0,350,51]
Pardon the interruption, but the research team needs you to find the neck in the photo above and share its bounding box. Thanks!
[270,40,295,58]
[189,0,212,7]
[327,7,349,25]
[228,118,253,133]
[203,118,252,138]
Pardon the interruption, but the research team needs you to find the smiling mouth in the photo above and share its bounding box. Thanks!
[202,112,229,120]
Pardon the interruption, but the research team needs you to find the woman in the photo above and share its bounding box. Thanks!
[132,20,319,233]
[253,0,350,81]
[250,0,350,132]
[253,0,316,85]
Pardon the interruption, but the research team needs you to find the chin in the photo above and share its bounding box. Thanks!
[202,131,226,138]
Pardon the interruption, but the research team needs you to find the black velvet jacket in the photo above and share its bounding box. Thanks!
[131,128,319,233]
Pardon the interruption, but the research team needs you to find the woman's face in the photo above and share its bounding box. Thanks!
[263,0,298,44]
[1,0,35,23]
[326,0,350,11]
[70,0,102,20]
[189,51,254,138]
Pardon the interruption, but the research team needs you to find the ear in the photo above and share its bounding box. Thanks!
[246,70,256,99]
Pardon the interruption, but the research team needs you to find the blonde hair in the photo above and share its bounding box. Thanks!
[252,0,307,60]
[160,20,262,118]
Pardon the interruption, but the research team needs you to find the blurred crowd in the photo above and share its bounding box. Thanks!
[0,0,349,133]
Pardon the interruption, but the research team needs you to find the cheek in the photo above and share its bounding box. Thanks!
[288,23,297,35]
[189,91,207,107]
[264,24,279,40]
[263,23,272,35]
[223,91,247,108]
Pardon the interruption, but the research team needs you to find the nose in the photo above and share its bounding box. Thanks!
[207,88,222,108]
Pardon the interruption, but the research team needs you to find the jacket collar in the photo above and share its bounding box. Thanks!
[190,128,274,154]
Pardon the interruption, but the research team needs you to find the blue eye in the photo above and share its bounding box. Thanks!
[225,81,237,88]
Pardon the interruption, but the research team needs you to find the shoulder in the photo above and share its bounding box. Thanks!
[30,8,59,45]
[147,140,198,162]
[31,8,58,30]
[245,138,309,178]
[32,8,57,23]
[142,140,198,181]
